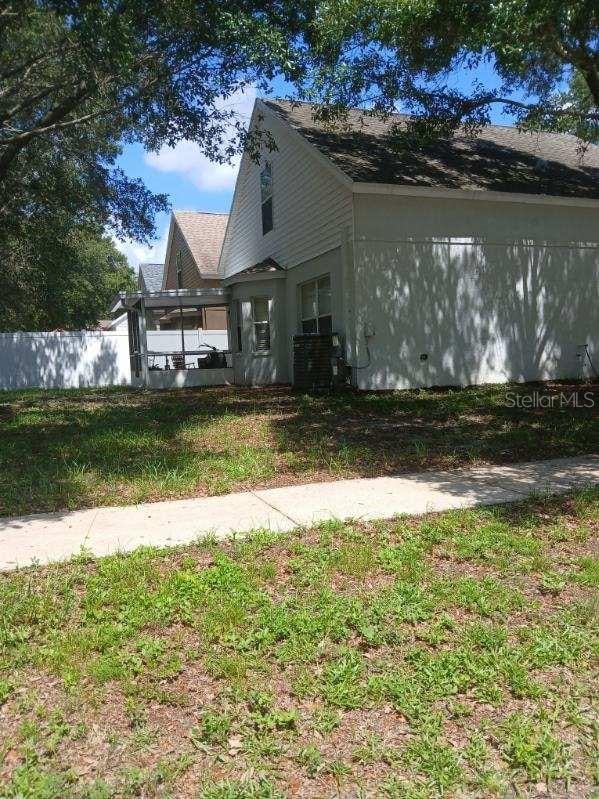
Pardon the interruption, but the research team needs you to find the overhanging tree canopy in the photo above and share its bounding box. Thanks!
[1,1,597,326]
[0,0,313,242]
[304,0,598,146]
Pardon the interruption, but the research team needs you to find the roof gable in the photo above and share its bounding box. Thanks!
[218,100,353,278]
[138,262,164,292]
[173,211,229,277]
[265,100,599,201]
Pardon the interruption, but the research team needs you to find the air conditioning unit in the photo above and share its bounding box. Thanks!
[292,333,350,392]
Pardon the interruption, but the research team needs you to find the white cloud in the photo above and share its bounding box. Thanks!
[112,226,169,271]
[144,85,257,192]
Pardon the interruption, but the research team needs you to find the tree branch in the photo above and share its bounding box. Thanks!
[458,94,599,123]
[0,84,92,179]
[0,85,56,125]
[2,108,101,143]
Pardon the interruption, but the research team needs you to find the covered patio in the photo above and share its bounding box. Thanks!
[112,288,233,389]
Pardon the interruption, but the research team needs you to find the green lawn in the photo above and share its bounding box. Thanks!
[0,490,597,797]
[0,381,597,517]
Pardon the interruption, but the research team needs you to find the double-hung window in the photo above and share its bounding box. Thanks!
[300,274,332,334]
[252,297,271,352]
[260,163,273,235]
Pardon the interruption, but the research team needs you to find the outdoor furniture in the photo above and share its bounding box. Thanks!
[144,349,230,371]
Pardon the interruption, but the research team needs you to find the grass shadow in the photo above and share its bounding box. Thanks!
[0,381,597,516]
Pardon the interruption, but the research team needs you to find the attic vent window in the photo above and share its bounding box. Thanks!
[176,250,183,289]
[260,162,273,235]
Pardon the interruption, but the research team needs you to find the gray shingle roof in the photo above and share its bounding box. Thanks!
[265,100,599,200]
[174,211,229,276]
[138,262,165,292]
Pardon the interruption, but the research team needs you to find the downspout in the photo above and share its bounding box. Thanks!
[139,294,149,387]
[342,224,358,387]
[179,300,185,366]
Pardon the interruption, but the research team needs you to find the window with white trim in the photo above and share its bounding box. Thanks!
[260,163,273,235]
[300,274,332,334]
[252,297,271,352]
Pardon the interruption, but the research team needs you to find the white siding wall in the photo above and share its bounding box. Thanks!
[352,194,599,390]
[220,102,353,278]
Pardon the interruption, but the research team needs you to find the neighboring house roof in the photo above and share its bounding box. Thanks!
[265,100,599,200]
[138,262,165,293]
[173,211,229,278]
[98,313,128,330]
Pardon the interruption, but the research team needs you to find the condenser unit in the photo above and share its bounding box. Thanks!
[292,333,349,392]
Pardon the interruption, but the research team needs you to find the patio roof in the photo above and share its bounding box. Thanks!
[111,287,230,315]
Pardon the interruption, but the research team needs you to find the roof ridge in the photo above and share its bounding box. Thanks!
[266,97,593,143]
[174,209,229,217]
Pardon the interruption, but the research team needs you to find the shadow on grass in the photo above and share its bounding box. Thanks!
[0,381,597,517]
[270,380,598,474]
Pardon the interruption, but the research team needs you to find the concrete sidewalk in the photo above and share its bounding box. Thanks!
[1,455,597,572]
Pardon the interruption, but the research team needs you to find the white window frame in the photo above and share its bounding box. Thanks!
[299,274,332,335]
[251,296,271,355]
[260,162,273,235]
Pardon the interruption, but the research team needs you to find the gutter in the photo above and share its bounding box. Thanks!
[353,182,599,208]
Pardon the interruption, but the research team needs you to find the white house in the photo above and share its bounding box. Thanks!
[219,99,599,390]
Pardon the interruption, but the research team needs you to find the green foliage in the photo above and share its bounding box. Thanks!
[0,225,136,330]
[306,0,599,144]
[0,0,310,309]
[295,745,323,776]
[200,778,283,799]
[1,762,75,799]
[402,733,463,793]
[498,713,570,780]
[0,385,596,518]
[191,711,232,747]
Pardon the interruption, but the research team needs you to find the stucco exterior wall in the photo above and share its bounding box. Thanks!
[229,277,288,385]
[352,193,599,390]
[204,306,228,330]
[283,247,346,381]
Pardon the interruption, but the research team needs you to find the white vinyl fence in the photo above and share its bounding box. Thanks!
[0,331,131,390]
[0,329,230,391]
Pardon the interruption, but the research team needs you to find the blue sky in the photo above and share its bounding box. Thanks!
[114,61,523,269]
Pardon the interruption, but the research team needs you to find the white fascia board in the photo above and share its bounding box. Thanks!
[353,181,599,209]
[161,214,177,289]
